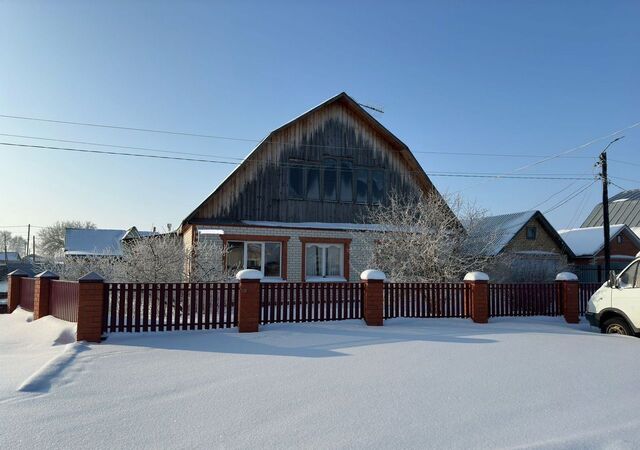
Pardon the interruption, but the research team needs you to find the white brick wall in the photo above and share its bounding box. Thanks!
[196,225,376,282]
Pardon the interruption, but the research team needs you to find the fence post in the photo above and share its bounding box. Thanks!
[236,269,262,333]
[556,272,579,324]
[77,272,105,342]
[464,272,489,324]
[33,270,59,320]
[7,269,28,313]
[361,270,385,326]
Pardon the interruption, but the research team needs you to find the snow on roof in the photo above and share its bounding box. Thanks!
[557,224,627,257]
[64,228,156,256]
[1,252,21,262]
[467,211,539,256]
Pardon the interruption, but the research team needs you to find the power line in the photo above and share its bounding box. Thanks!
[0,131,598,161]
[544,181,597,214]
[0,141,597,180]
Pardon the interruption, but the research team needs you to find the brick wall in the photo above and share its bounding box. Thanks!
[196,224,376,282]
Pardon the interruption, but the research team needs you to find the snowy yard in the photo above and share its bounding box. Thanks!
[2,309,640,449]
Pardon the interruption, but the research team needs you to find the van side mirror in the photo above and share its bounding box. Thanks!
[608,271,618,288]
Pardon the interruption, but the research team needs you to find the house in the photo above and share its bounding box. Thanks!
[64,227,157,257]
[0,251,21,263]
[179,92,453,282]
[558,224,640,282]
[582,189,640,236]
[468,210,574,282]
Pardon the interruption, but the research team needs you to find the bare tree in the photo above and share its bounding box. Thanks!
[352,191,498,282]
[40,233,227,283]
[1,231,27,255]
[38,220,97,259]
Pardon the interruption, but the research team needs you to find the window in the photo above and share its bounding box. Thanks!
[339,161,353,202]
[288,166,303,199]
[619,262,639,289]
[617,234,624,244]
[305,243,344,279]
[323,158,337,201]
[306,167,320,200]
[225,241,282,278]
[371,170,384,204]
[526,226,537,240]
[355,168,368,204]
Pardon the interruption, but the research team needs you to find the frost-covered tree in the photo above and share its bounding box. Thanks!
[352,191,498,282]
[1,231,27,255]
[38,220,97,259]
[40,232,227,283]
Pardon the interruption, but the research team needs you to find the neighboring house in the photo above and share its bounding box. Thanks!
[558,224,640,282]
[1,251,21,263]
[64,227,157,257]
[469,210,574,282]
[179,92,454,282]
[582,189,640,237]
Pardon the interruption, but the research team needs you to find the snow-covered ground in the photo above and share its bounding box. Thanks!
[2,309,640,449]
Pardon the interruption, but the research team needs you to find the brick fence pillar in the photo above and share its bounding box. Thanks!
[77,272,105,343]
[7,269,28,313]
[464,272,489,324]
[236,269,263,333]
[556,272,579,324]
[34,270,59,320]
[361,270,385,326]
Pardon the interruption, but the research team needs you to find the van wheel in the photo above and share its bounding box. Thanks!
[602,318,633,336]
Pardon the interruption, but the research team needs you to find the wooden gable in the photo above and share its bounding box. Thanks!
[182,92,440,226]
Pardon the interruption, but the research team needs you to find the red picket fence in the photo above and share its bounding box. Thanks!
[579,283,601,316]
[103,283,238,333]
[384,283,470,318]
[260,282,363,324]
[489,283,560,317]
[19,278,35,311]
[50,280,79,322]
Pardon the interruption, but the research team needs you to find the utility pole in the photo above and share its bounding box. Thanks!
[598,136,624,279]
[25,224,31,259]
[33,236,36,262]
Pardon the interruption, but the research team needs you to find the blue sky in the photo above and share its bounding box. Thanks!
[1,0,639,239]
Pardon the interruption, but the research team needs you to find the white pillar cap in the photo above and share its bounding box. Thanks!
[555,272,578,281]
[236,269,263,280]
[360,269,386,281]
[464,271,490,281]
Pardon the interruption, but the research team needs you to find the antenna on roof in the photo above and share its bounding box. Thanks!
[357,102,384,114]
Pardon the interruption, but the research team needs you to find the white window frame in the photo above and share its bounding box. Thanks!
[305,243,345,281]
[228,241,282,279]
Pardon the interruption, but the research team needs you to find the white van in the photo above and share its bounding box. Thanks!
[586,254,640,336]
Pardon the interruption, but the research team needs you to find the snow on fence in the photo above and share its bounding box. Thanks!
[260,282,363,324]
[50,280,79,322]
[489,283,561,317]
[103,283,239,333]
[384,283,470,319]
[19,277,35,312]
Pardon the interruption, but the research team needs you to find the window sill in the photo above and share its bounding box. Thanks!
[305,276,347,283]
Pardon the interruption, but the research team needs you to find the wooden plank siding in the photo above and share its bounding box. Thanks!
[185,94,438,225]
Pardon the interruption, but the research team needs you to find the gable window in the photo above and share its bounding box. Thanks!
[617,234,624,244]
[355,168,369,204]
[371,170,385,204]
[323,158,337,201]
[288,166,303,199]
[306,167,320,200]
[526,226,537,240]
[225,241,282,278]
[339,161,353,202]
[305,243,344,279]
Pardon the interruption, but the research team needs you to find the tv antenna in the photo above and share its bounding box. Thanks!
[357,102,384,114]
